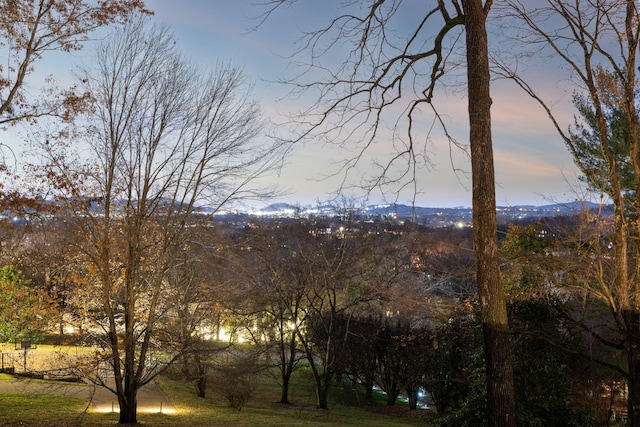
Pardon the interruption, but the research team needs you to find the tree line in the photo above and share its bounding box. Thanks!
[0,205,631,426]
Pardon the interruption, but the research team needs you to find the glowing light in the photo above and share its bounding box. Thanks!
[92,401,177,415]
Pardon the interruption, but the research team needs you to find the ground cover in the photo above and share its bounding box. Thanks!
[0,352,435,426]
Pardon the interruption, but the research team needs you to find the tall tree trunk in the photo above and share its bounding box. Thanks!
[625,2,640,426]
[462,1,516,426]
[624,309,640,427]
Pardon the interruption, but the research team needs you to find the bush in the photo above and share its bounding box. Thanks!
[211,354,260,410]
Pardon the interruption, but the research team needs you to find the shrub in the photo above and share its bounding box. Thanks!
[211,354,260,410]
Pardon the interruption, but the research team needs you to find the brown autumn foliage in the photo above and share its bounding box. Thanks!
[0,0,150,127]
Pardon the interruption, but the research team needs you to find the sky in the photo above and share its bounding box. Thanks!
[19,1,588,209]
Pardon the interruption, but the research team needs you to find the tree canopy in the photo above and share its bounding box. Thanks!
[0,265,53,342]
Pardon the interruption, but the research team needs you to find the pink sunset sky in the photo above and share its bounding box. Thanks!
[147,0,580,208]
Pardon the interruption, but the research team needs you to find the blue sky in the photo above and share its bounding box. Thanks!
[18,1,585,208]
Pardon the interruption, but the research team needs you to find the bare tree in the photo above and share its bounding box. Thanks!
[495,1,640,424]
[293,223,393,409]
[38,17,281,424]
[257,1,515,424]
[165,223,235,399]
[240,219,310,405]
[240,214,404,409]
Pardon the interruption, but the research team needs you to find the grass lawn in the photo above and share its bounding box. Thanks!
[153,371,433,427]
[0,365,435,426]
[0,393,89,426]
[0,342,435,425]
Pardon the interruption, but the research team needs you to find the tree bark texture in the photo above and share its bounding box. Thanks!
[118,392,138,425]
[462,1,516,426]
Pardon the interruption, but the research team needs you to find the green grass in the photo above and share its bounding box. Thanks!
[0,376,433,426]
[0,351,435,426]
[156,372,432,427]
[0,393,88,426]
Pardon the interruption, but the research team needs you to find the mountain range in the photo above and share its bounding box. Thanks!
[241,200,612,226]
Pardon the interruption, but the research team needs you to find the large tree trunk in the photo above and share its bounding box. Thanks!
[119,290,140,424]
[625,3,640,427]
[119,335,140,424]
[118,389,138,425]
[624,309,640,427]
[462,1,516,426]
